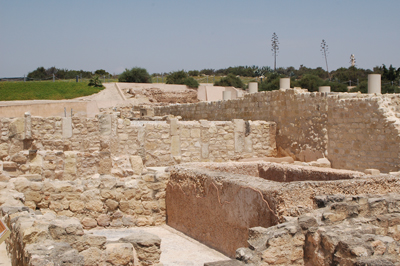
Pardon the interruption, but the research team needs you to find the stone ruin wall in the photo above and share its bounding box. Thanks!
[155,89,400,173]
[167,162,400,261]
[1,206,162,266]
[0,115,276,182]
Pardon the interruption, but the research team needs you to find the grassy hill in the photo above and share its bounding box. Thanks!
[0,81,104,101]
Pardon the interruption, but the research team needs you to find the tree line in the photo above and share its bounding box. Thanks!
[27,67,111,80]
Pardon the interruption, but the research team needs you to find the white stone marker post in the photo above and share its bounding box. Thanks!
[319,86,331,92]
[280,78,290,89]
[248,82,258,93]
[223,91,231,100]
[368,74,381,94]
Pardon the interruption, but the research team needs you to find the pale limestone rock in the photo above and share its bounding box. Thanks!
[171,136,180,156]
[81,217,97,228]
[365,169,380,175]
[97,214,110,226]
[85,200,104,212]
[105,243,134,265]
[70,200,85,212]
[80,247,104,266]
[130,155,144,175]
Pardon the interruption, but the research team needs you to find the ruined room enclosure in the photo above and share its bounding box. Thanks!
[2,88,400,265]
[167,161,400,265]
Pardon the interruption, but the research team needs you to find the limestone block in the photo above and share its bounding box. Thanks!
[120,232,161,265]
[62,117,72,139]
[69,200,85,212]
[244,137,253,153]
[63,151,77,175]
[105,243,134,265]
[81,217,97,228]
[105,199,119,211]
[170,118,179,136]
[365,169,380,175]
[9,117,25,140]
[80,247,104,266]
[98,114,112,136]
[130,155,144,175]
[191,128,201,138]
[171,136,180,156]
[85,200,104,212]
[201,143,209,159]
[0,143,9,159]
[97,214,111,226]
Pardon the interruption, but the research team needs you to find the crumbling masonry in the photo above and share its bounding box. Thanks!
[1,88,400,265]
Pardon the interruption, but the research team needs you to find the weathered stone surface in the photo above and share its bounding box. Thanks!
[130,155,144,175]
[80,247,104,266]
[97,214,110,226]
[105,243,134,265]
[81,217,98,228]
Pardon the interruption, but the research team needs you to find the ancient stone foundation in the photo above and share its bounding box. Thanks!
[155,89,400,173]
[165,162,400,258]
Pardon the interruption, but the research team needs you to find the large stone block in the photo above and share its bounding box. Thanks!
[105,243,134,265]
[130,155,144,175]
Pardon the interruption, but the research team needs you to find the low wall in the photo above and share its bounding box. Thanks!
[1,207,161,266]
[7,170,169,227]
[166,162,400,257]
[0,115,276,175]
[0,100,98,118]
[155,90,400,173]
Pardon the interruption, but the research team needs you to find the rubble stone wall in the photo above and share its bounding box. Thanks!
[155,90,400,172]
[7,170,169,228]
[0,115,277,180]
[1,206,161,266]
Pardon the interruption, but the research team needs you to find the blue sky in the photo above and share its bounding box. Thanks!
[1,0,399,77]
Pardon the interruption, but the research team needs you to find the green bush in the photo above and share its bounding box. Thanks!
[88,75,104,88]
[183,77,199,89]
[297,74,323,92]
[166,70,199,88]
[118,67,151,83]
[214,74,244,89]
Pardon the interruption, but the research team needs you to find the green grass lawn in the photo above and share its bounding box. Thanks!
[0,76,257,101]
[0,80,104,101]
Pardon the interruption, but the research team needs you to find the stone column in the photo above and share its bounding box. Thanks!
[248,82,258,93]
[280,78,290,89]
[24,112,32,139]
[223,91,231,100]
[319,86,331,92]
[368,74,381,94]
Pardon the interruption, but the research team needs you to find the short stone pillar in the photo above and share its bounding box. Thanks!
[368,74,381,94]
[24,112,32,139]
[248,82,258,93]
[319,86,331,93]
[223,91,231,100]
[280,78,290,90]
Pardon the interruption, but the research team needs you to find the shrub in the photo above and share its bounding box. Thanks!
[118,67,151,83]
[297,74,323,92]
[183,77,199,89]
[166,70,199,89]
[88,75,104,88]
[214,74,244,89]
